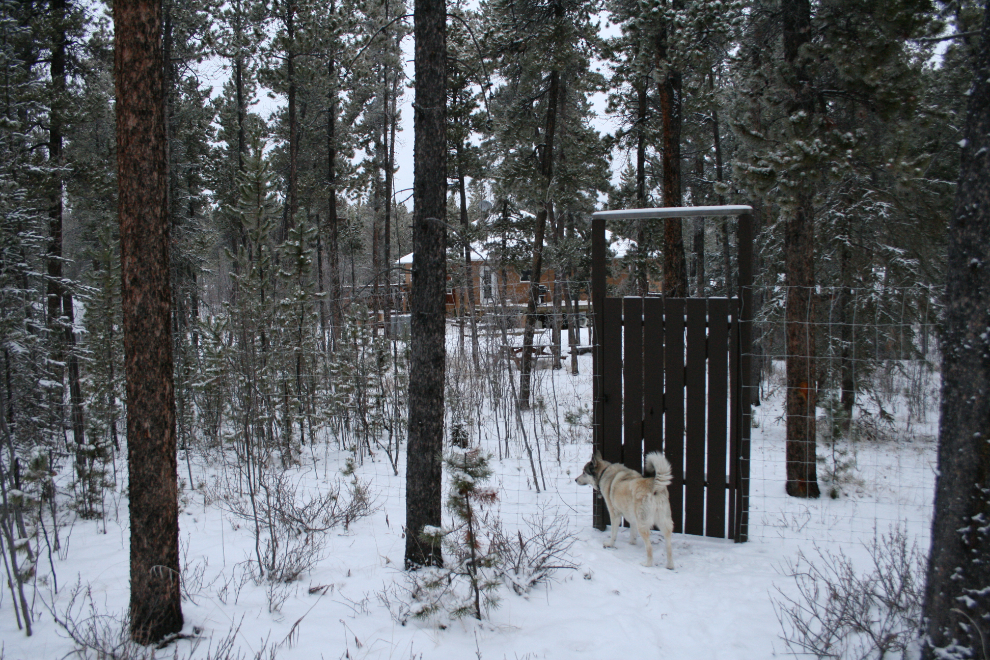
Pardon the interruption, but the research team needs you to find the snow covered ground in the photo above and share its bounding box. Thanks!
[2,331,939,660]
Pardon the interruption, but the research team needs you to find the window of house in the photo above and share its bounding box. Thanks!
[520,270,532,282]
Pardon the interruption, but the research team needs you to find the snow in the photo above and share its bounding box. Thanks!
[3,330,937,660]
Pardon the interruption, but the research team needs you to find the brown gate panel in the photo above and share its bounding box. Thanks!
[599,296,739,539]
[591,207,753,543]
[707,298,729,538]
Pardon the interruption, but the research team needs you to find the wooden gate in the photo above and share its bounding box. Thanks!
[591,206,754,542]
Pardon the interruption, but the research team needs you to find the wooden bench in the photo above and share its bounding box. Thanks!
[502,344,555,369]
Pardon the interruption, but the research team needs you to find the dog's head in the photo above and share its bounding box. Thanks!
[575,450,605,488]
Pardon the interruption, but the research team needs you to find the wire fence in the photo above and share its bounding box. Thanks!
[264,280,941,553]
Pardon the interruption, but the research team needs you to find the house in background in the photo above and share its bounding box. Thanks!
[394,231,655,325]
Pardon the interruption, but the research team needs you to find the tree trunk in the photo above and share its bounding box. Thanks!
[636,80,649,296]
[384,68,399,339]
[456,137,480,370]
[781,0,819,498]
[405,0,446,570]
[551,205,563,370]
[286,0,297,236]
[327,55,342,347]
[658,7,686,298]
[114,0,183,641]
[922,6,990,656]
[519,69,559,408]
[48,0,86,457]
[783,195,819,498]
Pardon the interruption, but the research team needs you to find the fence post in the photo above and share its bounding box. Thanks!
[736,213,754,542]
[592,216,606,530]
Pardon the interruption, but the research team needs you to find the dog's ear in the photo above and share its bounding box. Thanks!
[593,449,603,464]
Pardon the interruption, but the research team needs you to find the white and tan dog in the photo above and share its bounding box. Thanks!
[575,451,675,569]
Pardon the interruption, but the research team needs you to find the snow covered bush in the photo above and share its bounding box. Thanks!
[773,527,924,659]
[211,470,375,586]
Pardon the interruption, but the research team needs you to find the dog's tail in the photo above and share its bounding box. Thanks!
[644,452,673,491]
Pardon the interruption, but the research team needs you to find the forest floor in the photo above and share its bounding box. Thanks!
[2,327,939,660]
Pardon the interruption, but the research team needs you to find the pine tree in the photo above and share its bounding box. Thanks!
[114,0,183,641]
[922,3,990,655]
[405,0,446,570]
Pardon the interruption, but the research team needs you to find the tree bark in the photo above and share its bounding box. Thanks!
[114,0,183,642]
[405,0,446,569]
[922,5,990,656]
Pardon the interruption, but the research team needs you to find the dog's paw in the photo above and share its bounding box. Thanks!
[603,541,615,548]
[666,563,675,570]
[641,560,653,568]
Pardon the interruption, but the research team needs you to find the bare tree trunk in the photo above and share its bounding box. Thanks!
[456,138,480,371]
[519,69,559,409]
[384,68,399,339]
[405,0,446,569]
[922,7,990,656]
[114,0,183,641]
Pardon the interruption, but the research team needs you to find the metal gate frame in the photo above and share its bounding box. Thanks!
[591,206,754,542]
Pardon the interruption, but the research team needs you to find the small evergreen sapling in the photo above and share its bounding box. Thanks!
[411,448,502,622]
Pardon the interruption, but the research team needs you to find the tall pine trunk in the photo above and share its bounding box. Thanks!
[114,0,183,641]
[519,69,558,409]
[405,0,446,569]
[782,0,819,498]
[327,50,342,346]
[922,6,990,655]
[635,80,649,296]
[47,0,86,459]
[658,6,686,298]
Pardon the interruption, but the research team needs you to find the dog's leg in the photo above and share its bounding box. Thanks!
[639,525,653,567]
[663,522,674,570]
[602,499,619,548]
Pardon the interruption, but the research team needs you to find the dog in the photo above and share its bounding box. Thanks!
[575,450,674,569]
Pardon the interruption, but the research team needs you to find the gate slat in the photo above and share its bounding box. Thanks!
[623,298,643,473]
[664,298,685,533]
[602,297,624,528]
[643,298,664,457]
[706,298,729,538]
[684,299,707,536]
[728,297,740,538]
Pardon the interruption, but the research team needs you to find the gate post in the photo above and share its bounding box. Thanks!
[592,216,606,530]
[736,213,754,542]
